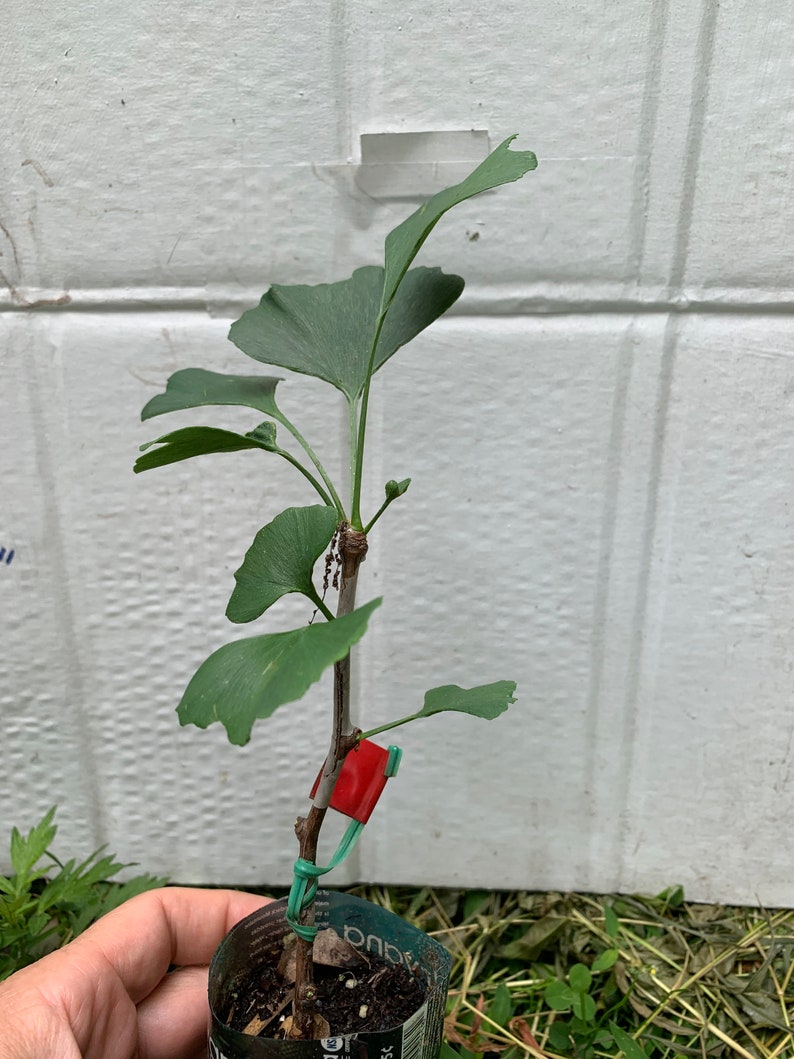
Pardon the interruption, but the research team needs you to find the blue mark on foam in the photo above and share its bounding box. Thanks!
[0,548,14,565]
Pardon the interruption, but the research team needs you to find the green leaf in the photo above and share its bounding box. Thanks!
[227,505,339,623]
[381,136,537,313]
[603,902,620,938]
[10,808,57,880]
[141,368,282,420]
[246,422,279,449]
[569,963,592,992]
[593,1028,614,1047]
[72,851,127,888]
[134,425,275,473]
[228,265,464,402]
[500,914,565,961]
[547,1022,574,1050]
[610,1023,648,1059]
[439,1044,461,1059]
[544,980,574,1012]
[571,991,596,1023]
[656,884,685,909]
[178,598,382,745]
[463,890,489,919]
[488,983,514,1027]
[418,681,516,722]
[591,948,619,973]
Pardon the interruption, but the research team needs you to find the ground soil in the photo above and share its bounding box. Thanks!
[226,955,426,1038]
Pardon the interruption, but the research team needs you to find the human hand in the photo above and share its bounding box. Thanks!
[0,886,270,1059]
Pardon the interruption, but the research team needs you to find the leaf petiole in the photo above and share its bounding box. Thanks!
[274,411,346,519]
[350,309,388,530]
[357,712,422,741]
[363,479,411,534]
[272,447,334,508]
[306,588,335,623]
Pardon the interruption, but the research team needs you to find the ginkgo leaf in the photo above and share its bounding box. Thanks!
[228,265,463,402]
[177,599,382,745]
[227,505,339,623]
[417,681,517,721]
[382,135,537,313]
[134,425,275,473]
[141,369,282,421]
[360,680,516,741]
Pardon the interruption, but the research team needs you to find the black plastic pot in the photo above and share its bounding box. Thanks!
[208,890,452,1059]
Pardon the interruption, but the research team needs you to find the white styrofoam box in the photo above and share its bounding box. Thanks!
[363,313,794,905]
[4,306,794,905]
[684,2,794,293]
[619,314,794,905]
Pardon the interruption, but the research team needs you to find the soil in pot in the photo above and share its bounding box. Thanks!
[227,943,426,1037]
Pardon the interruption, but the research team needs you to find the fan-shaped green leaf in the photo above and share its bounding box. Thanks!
[382,136,537,313]
[228,265,463,401]
[178,598,382,745]
[134,425,275,473]
[227,505,339,623]
[417,681,516,722]
[141,369,282,421]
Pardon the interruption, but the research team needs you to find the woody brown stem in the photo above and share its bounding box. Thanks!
[291,524,368,1038]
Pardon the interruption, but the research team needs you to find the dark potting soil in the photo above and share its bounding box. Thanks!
[227,956,426,1038]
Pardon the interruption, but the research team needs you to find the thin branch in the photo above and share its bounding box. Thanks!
[291,524,368,1038]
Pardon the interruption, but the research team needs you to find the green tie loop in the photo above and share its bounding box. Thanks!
[286,819,364,941]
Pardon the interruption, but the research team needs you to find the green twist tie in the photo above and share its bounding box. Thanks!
[286,819,364,942]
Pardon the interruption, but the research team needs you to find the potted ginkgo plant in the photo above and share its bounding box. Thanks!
[136,135,537,1059]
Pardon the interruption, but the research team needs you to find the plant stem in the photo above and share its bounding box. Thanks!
[275,411,346,518]
[350,310,388,530]
[363,491,403,535]
[292,523,368,1038]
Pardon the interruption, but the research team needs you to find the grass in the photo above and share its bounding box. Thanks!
[350,886,794,1059]
[6,839,794,1058]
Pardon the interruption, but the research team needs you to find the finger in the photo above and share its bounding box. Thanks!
[136,965,210,1059]
[70,887,271,1005]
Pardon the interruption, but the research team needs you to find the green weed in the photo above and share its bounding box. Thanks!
[0,807,166,980]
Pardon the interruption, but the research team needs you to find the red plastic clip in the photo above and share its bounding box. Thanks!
[310,739,401,823]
